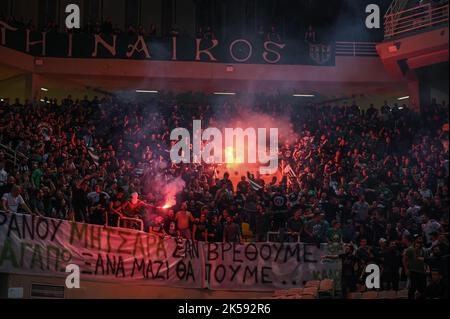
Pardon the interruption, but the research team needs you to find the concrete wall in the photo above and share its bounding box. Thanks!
[29,56,398,84]
[1,273,271,299]
[376,27,449,79]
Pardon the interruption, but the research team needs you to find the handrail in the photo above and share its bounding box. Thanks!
[392,19,447,31]
[0,142,29,168]
[385,0,409,18]
[118,216,144,232]
[384,0,410,36]
[386,5,448,25]
[384,2,449,38]
[384,2,446,18]
[335,42,378,57]
[266,231,301,242]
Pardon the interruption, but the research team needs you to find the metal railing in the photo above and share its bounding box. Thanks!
[335,42,379,57]
[384,2,449,38]
[384,0,410,37]
[118,216,144,232]
[266,231,300,242]
[0,142,29,168]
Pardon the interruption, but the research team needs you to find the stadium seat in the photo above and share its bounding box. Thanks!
[300,294,316,299]
[362,291,379,299]
[396,290,409,299]
[241,222,253,242]
[378,290,397,299]
[318,280,335,298]
[347,292,363,299]
[287,288,303,294]
[304,280,321,288]
[302,287,319,297]
[319,279,334,292]
[274,290,291,296]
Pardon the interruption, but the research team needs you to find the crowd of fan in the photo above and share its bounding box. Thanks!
[0,93,448,298]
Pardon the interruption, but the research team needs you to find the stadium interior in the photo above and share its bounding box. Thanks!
[0,0,448,300]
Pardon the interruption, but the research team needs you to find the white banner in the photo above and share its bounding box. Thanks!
[0,212,204,288]
[0,212,341,291]
[204,242,342,291]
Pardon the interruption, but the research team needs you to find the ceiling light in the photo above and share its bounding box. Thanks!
[135,90,158,93]
[213,92,236,95]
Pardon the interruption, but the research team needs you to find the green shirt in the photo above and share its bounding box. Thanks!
[327,228,343,243]
[31,169,44,188]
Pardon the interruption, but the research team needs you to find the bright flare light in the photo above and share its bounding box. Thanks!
[225,146,235,163]
[160,198,176,209]
[225,146,241,168]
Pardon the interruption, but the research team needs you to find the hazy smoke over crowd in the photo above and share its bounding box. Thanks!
[105,88,302,207]
[141,158,185,208]
[212,109,297,144]
[209,95,299,145]
[160,175,186,208]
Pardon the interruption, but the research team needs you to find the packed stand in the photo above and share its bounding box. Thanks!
[0,94,448,298]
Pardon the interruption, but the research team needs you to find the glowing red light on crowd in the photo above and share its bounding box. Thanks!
[160,198,176,209]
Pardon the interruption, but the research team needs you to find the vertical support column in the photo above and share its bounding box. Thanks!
[419,76,432,113]
[27,73,43,102]
[406,71,420,112]
[407,78,420,112]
